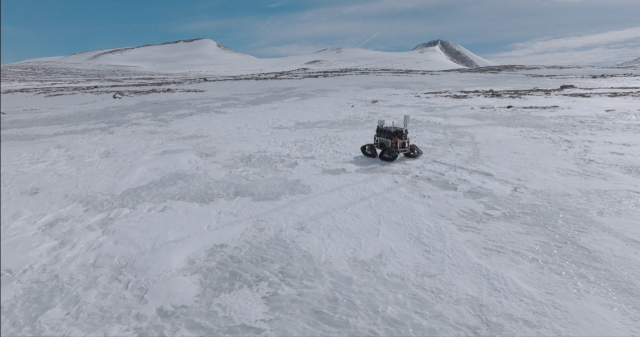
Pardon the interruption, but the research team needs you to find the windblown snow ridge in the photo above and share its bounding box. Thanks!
[413,39,491,68]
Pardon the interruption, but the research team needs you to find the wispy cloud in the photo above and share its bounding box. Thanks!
[355,33,381,48]
[266,2,287,8]
[5,0,640,63]
[170,0,640,60]
[256,43,328,57]
[486,27,640,65]
[178,20,228,31]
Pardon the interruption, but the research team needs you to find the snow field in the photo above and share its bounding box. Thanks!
[1,67,640,335]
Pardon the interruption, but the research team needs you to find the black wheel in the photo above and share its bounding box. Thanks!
[360,144,377,158]
[403,144,423,158]
[379,147,398,162]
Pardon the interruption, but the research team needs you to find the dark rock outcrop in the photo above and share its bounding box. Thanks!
[413,39,481,68]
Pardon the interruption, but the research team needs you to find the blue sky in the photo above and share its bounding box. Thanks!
[2,0,639,65]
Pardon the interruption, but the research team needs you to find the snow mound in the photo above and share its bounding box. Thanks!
[277,46,466,71]
[615,57,640,67]
[413,39,495,68]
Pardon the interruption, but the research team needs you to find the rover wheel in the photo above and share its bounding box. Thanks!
[379,147,398,162]
[403,144,423,158]
[361,144,378,158]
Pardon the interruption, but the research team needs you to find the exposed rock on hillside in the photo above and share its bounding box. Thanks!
[413,39,492,68]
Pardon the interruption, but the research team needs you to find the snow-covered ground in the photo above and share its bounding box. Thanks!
[1,58,639,336]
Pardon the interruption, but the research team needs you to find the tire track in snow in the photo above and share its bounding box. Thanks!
[108,175,380,269]
[460,131,481,166]
[288,184,397,231]
[137,184,397,290]
[430,127,452,160]
[432,160,494,177]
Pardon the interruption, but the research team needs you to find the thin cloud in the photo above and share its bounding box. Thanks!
[355,33,381,48]
[487,27,640,65]
[257,43,329,56]
[266,2,287,8]
[238,1,640,55]
[177,20,228,31]
[169,1,640,60]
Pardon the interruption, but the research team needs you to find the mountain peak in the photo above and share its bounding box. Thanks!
[412,39,449,50]
[134,38,239,54]
[412,39,492,68]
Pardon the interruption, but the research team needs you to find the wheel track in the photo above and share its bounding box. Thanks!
[137,184,397,290]
[108,175,380,269]
[429,127,452,160]
[460,131,481,166]
[426,128,479,164]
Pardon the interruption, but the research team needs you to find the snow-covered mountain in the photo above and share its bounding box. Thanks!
[274,45,476,72]
[412,39,495,68]
[15,38,494,73]
[615,57,640,67]
[57,38,255,73]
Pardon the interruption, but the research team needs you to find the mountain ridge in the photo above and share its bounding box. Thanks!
[86,39,249,61]
[615,57,640,67]
[12,38,494,73]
